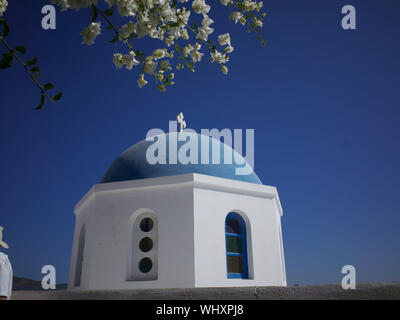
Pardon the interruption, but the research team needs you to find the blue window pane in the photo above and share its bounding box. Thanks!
[226,236,243,253]
[227,256,244,274]
[226,218,241,234]
[225,212,249,279]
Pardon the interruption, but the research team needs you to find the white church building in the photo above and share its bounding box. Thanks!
[68,130,287,290]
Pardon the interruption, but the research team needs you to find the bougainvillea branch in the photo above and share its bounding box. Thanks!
[0,36,56,104]
[51,0,266,92]
[0,2,63,110]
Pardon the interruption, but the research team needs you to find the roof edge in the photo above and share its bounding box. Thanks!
[75,173,283,216]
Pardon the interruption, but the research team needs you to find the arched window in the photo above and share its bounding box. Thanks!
[126,212,158,281]
[225,212,249,279]
[74,225,85,287]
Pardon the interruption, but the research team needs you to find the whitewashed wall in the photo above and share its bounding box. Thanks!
[193,185,286,287]
[68,174,286,290]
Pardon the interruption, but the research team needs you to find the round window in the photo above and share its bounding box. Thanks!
[140,217,154,232]
[139,258,153,273]
[139,237,153,252]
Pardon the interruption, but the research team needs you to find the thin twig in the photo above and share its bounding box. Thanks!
[176,11,215,53]
[0,36,55,103]
[92,5,133,51]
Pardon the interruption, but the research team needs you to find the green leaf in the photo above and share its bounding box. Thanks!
[109,36,118,43]
[91,6,98,22]
[31,66,40,77]
[0,52,13,69]
[53,92,63,101]
[35,94,46,110]
[103,8,114,16]
[0,18,10,38]
[15,46,26,54]
[43,83,55,90]
[26,56,37,66]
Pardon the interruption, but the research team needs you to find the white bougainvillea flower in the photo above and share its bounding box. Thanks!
[230,11,244,24]
[164,35,175,46]
[137,74,148,88]
[113,53,124,69]
[113,51,139,70]
[50,0,69,11]
[106,0,139,17]
[152,48,168,60]
[198,14,214,41]
[160,60,172,71]
[211,50,229,64]
[50,0,267,90]
[183,44,194,57]
[190,43,204,62]
[0,0,8,16]
[82,22,101,45]
[181,28,189,40]
[244,1,257,11]
[123,51,140,70]
[120,21,135,39]
[143,57,158,74]
[218,33,231,46]
[254,18,263,27]
[225,45,234,53]
[158,3,176,22]
[192,0,210,15]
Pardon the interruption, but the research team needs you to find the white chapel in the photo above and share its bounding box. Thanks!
[68,121,287,290]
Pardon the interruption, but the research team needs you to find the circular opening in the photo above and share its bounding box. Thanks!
[139,237,153,252]
[140,217,154,232]
[138,258,153,273]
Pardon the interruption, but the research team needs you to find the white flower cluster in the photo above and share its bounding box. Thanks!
[81,21,102,45]
[0,0,8,17]
[223,0,264,26]
[51,0,265,90]
[50,0,70,11]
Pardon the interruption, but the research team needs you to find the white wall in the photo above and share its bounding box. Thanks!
[69,179,195,290]
[68,195,96,290]
[193,186,286,287]
[68,174,286,290]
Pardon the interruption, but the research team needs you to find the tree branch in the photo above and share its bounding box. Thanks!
[0,36,54,103]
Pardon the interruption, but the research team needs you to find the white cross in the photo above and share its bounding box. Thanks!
[177,112,186,133]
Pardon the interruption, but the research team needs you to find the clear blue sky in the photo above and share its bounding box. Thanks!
[0,0,399,285]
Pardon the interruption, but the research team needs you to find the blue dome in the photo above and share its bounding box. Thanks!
[101,132,261,185]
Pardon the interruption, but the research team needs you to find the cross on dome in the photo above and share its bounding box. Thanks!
[177,112,186,133]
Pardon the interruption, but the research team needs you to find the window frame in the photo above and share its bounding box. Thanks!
[225,212,249,279]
